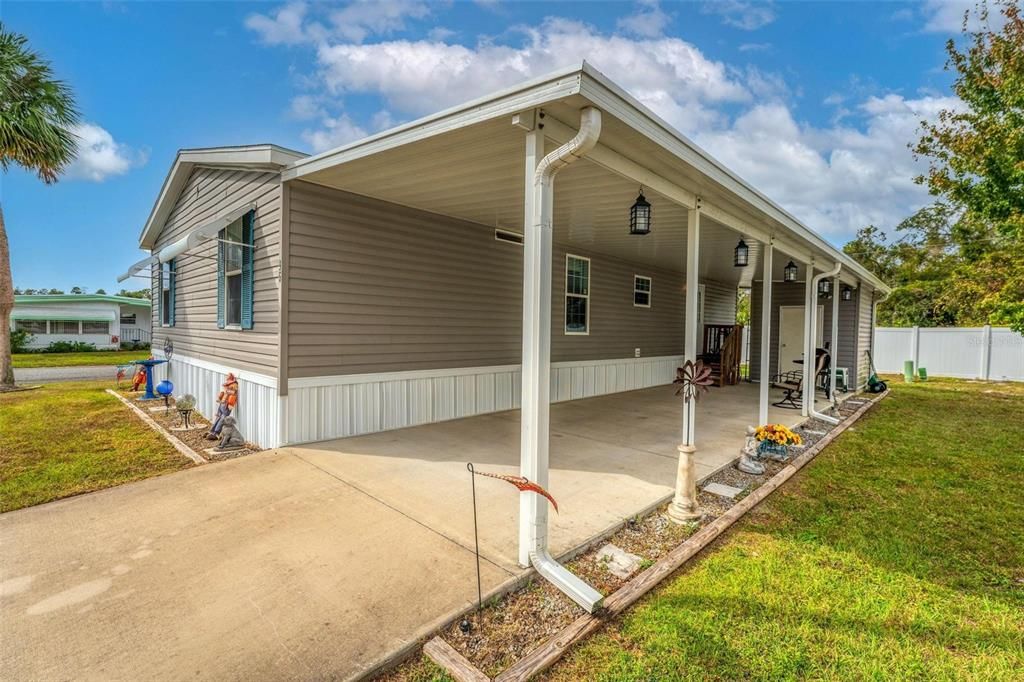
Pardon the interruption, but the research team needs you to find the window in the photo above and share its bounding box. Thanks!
[633,275,651,307]
[218,212,254,330]
[223,217,243,327]
[50,320,80,335]
[14,320,46,334]
[565,254,590,334]
[120,313,136,326]
[83,321,110,334]
[159,260,175,326]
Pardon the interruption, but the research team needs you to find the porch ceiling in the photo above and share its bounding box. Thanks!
[296,114,769,284]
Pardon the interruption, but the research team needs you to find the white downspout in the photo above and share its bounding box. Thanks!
[521,107,604,613]
[809,263,841,425]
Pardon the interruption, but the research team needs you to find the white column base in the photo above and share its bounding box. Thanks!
[667,444,702,523]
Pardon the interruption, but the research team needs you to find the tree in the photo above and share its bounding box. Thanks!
[117,288,149,299]
[0,25,79,388]
[70,286,83,294]
[913,0,1024,332]
[47,288,63,295]
[735,289,750,326]
[95,288,106,294]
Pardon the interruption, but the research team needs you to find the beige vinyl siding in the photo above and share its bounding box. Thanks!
[855,286,875,389]
[702,281,737,326]
[150,167,282,375]
[748,279,859,384]
[286,182,721,378]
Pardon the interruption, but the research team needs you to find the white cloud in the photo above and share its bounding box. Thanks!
[702,1,776,31]
[247,3,959,243]
[66,123,145,182]
[288,94,324,120]
[313,17,751,131]
[695,93,961,237]
[246,0,430,45]
[616,0,672,38]
[301,112,368,152]
[738,42,771,52]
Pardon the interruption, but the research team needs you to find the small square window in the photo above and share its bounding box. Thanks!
[634,275,652,308]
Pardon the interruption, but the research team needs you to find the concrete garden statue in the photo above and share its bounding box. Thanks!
[216,415,245,451]
[736,426,766,475]
[205,373,239,440]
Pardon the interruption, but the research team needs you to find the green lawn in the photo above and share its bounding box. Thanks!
[12,350,149,368]
[0,381,193,512]
[546,378,1024,681]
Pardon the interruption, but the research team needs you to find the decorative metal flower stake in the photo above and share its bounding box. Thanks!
[674,359,714,404]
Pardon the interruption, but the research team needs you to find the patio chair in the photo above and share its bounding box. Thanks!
[770,350,830,409]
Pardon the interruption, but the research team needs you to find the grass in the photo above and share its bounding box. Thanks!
[544,378,1024,681]
[12,350,150,368]
[0,380,193,512]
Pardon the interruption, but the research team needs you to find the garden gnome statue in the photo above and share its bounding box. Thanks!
[216,416,246,451]
[736,425,766,475]
[131,364,148,392]
[206,373,239,440]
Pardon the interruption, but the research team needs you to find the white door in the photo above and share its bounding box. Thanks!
[778,305,824,373]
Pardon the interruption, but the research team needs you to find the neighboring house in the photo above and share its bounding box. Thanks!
[121,63,889,449]
[10,294,152,350]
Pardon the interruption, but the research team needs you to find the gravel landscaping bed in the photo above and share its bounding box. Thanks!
[380,393,879,681]
[117,388,262,461]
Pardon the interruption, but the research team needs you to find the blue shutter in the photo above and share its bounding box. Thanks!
[168,259,177,327]
[156,262,162,326]
[240,209,255,329]
[216,235,225,329]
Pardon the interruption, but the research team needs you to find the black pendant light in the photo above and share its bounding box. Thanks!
[783,260,798,283]
[733,239,749,267]
[629,187,651,235]
[841,286,853,301]
[818,278,832,298]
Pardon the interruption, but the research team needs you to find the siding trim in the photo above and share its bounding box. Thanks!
[155,349,278,389]
[278,181,291,396]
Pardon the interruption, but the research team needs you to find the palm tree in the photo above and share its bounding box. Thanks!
[0,24,79,388]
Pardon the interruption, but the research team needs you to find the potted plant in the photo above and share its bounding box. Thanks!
[753,424,803,461]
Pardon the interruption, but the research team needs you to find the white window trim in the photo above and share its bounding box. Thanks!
[633,274,652,308]
[564,253,591,336]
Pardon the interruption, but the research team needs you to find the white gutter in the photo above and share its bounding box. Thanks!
[521,106,604,613]
[809,263,842,425]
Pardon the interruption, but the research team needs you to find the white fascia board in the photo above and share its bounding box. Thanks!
[138,145,306,249]
[282,64,588,181]
[576,66,889,294]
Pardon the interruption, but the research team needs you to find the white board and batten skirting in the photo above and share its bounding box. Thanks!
[154,352,684,449]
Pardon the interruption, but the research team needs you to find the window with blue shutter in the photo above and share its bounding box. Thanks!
[217,211,254,330]
[159,260,175,326]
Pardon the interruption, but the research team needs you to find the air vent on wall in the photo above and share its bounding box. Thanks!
[495,229,524,245]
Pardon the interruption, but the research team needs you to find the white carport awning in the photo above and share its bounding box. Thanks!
[117,254,158,283]
[156,203,254,263]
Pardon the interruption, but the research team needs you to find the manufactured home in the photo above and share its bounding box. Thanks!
[122,62,887,465]
[10,294,151,350]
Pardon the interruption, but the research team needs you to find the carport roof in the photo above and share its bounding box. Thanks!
[284,61,889,294]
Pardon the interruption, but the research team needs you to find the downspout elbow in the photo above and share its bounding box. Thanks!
[535,107,602,188]
[810,263,842,425]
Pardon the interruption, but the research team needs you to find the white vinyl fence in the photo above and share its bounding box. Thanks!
[873,326,1024,381]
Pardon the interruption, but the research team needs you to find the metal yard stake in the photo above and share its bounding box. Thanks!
[467,462,482,612]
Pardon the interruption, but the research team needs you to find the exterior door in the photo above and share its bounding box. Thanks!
[778,305,824,373]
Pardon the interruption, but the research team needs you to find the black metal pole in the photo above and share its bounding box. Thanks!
[467,462,482,611]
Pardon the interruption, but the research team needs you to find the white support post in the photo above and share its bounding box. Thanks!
[802,260,815,417]
[830,274,839,403]
[518,127,544,568]
[758,240,773,426]
[981,324,992,380]
[668,206,702,524]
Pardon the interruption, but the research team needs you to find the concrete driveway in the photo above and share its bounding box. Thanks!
[1,383,815,680]
[13,365,116,383]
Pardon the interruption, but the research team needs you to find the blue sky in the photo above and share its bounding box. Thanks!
[4,0,972,293]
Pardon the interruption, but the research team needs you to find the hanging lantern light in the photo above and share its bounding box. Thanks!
[818,279,832,297]
[841,286,853,301]
[733,239,749,267]
[629,187,651,235]
[783,260,798,283]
